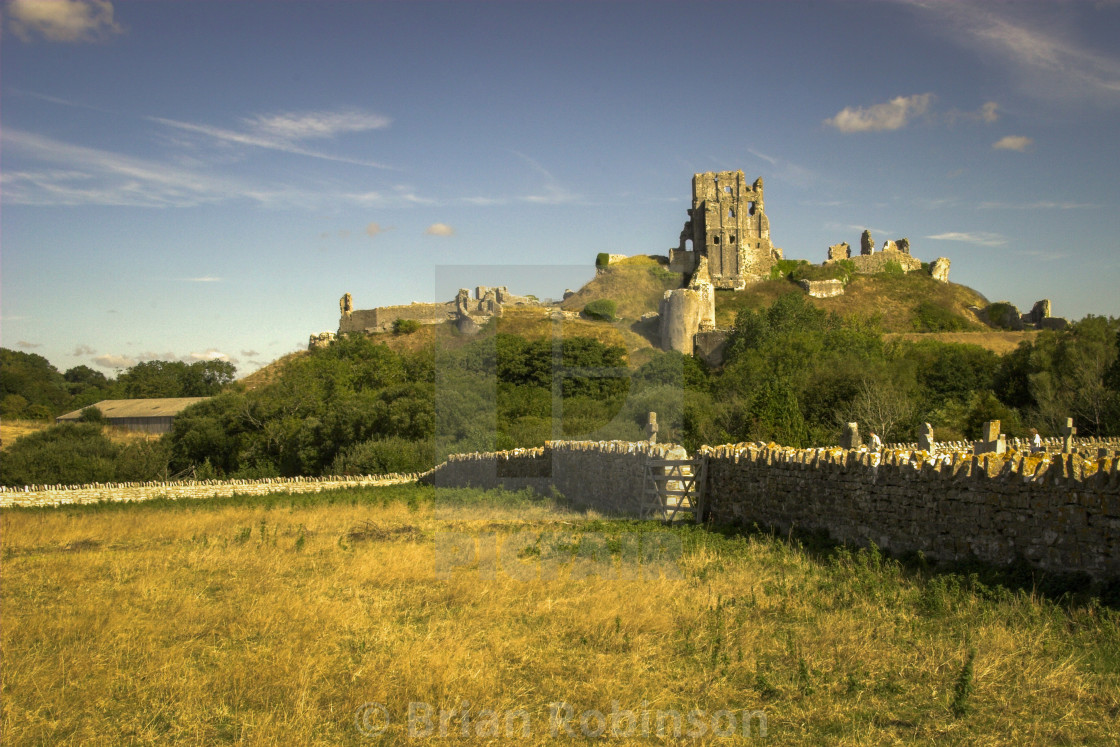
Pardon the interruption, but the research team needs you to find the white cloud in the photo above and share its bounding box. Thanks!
[188,349,233,363]
[93,353,136,369]
[926,231,1008,247]
[425,223,455,236]
[980,101,1000,123]
[993,135,1033,151]
[6,0,122,43]
[824,94,933,133]
[73,345,97,356]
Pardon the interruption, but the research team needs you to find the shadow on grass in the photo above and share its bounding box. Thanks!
[700,517,1120,610]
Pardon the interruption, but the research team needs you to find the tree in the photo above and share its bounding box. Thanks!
[847,378,917,445]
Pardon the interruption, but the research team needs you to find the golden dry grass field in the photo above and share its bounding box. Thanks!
[3,486,1117,745]
[0,419,52,449]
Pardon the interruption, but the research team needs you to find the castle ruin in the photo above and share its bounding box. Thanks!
[669,171,782,288]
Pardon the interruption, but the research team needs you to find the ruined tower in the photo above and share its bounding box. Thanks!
[669,170,779,289]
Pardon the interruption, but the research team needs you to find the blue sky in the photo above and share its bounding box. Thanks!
[3,0,1119,376]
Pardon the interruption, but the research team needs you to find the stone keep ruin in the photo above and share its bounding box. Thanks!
[668,171,783,289]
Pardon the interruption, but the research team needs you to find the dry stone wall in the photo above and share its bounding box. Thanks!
[0,473,421,509]
[425,440,687,514]
[699,443,1120,579]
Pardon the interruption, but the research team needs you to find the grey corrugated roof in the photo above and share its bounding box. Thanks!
[56,397,211,421]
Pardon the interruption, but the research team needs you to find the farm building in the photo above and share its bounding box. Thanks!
[55,397,210,434]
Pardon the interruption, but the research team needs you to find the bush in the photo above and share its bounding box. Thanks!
[393,318,422,335]
[768,259,805,281]
[583,299,617,322]
[595,252,610,268]
[985,302,1016,329]
[879,260,905,276]
[78,406,108,423]
[330,437,435,475]
[0,423,120,486]
[912,301,971,332]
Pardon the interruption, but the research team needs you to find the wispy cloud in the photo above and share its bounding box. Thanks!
[2,129,430,208]
[927,231,1007,247]
[824,94,934,133]
[993,135,1033,151]
[898,1,1120,103]
[16,340,42,349]
[2,129,240,207]
[747,148,819,187]
[73,345,97,356]
[947,100,1000,124]
[6,0,123,43]
[184,276,223,283]
[979,200,1097,210]
[149,110,396,169]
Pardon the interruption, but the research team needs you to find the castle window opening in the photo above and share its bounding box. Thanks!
[748,201,755,215]
[713,236,720,244]
[727,208,735,218]
[730,235,736,243]
[723,185,732,194]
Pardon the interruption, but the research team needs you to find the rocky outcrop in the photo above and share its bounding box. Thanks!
[929,257,951,283]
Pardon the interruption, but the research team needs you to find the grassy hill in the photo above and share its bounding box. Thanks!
[560,255,683,320]
[714,270,988,332]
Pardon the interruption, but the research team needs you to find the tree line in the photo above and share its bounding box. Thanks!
[2,293,1118,487]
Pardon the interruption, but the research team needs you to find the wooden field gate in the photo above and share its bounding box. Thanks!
[642,457,707,523]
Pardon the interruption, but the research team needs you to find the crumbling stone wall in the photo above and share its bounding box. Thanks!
[830,229,922,274]
[700,443,1120,579]
[337,287,538,336]
[798,279,844,298]
[338,301,455,334]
